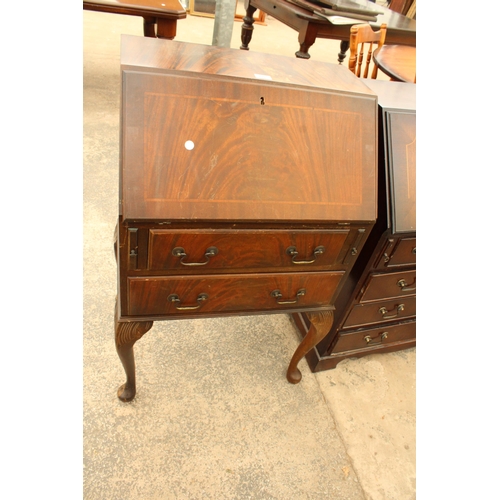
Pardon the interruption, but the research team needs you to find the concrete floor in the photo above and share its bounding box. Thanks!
[83,8,415,500]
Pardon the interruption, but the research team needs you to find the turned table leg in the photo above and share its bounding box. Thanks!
[114,303,153,402]
[240,4,258,50]
[296,24,319,59]
[338,40,349,64]
[287,310,333,383]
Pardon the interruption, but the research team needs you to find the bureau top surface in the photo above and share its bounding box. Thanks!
[120,37,378,223]
[121,35,377,95]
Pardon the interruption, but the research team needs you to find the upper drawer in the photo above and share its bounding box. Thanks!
[360,270,416,303]
[377,237,416,269]
[127,271,344,317]
[147,229,350,272]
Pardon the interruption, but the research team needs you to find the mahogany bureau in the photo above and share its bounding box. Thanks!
[114,35,379,402]
[293,79,416,371]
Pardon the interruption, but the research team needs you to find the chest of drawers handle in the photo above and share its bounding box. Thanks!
[167,293,209,310]
[379,304,404,319]
[397,278,416,292]
[364,331,388,345]
[172,246,218,266]
[286,246,325,265]
[271,288,306,305]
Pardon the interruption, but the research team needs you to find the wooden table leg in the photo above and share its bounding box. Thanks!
[143,16,156,37]
[115,302,154,402]
[156,18,177,39]
[338,40,349,64]
[287,310,333,383]
[143,17,177,39]
[240,4,258,50]
[296,24,319,59]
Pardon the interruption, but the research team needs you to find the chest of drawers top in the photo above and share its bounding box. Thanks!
[119,36,379,224]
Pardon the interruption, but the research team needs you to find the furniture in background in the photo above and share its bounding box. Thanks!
[293,79,416,372]
[115,35,379,402]
[373,44,416,82]
[83,0,186,39]
[240,0,415,62]
[189,0,267,24]
[348,23,387,79]
[388,0,416,18]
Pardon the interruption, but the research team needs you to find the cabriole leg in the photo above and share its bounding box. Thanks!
[114,303,153,402]
[287,310,334,384]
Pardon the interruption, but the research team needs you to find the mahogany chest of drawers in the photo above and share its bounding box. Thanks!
[293,79,416,371]
[114,35,379,401]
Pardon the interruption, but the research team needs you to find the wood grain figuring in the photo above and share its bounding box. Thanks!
[115,38,381,399]
[291,81,416,374]
[127,272,344,316]
[122,70,377,221]
[147,229,350,272]
[120,36,376,94]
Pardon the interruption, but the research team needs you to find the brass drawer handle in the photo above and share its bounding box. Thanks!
[168,293,208,310]
[286,246,325,265]
[364,331,388,345]
[271,288,306,305]
[379,304,404,319]
[172,246,218,266]
[397,278,416,292]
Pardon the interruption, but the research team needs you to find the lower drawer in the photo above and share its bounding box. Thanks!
[127,271,344,316]
[360,269,416,302]
[343,296,416,328]
[333,321,416,353]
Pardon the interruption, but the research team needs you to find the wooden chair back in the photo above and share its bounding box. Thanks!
[348,23,387,79]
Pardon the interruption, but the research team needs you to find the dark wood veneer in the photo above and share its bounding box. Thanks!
[114,36,379,401]
[293,80,416,372]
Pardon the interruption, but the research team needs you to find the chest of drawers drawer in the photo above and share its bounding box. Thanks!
[377,237,416,269]
[343,296,416,329]
[334,320,416,352]
[359,270,416,302]
[146,229,351,273]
